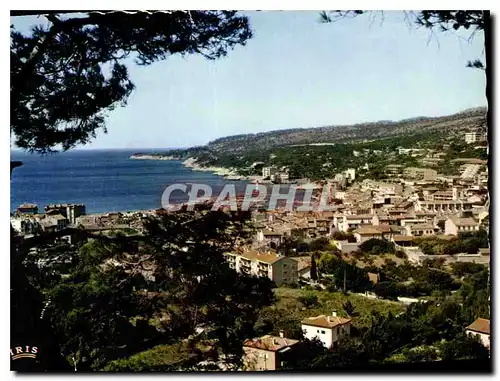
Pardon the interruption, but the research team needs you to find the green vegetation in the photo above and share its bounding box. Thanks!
[255,287,404,339]
[414,229,489,255]
[25,208,275,371]
[160,112,486,181]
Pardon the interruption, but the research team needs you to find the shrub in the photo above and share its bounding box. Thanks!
[359,238,395,255]
[298,292,319,308]
[395,250,407,259]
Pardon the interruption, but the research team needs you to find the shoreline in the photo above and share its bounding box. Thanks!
[181,157,266,182]
[129,154,264,182]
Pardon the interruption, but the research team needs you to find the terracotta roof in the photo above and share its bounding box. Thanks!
[466,318,490,335]
[243,335,299,352]
[355,225,391,235]
[406,223,436,230]
[301,315,351,329]
[235,251,284,264]
[450,217,479,227]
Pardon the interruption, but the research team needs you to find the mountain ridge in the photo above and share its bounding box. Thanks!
[204,106,487,153]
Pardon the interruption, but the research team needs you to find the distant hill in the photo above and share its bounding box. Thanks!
[205,107,487,153]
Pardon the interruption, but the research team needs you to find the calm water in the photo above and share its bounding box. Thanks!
[10,149,248,214]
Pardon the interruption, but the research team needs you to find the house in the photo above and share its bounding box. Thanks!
[262,166,279,179]
[48,214,70,231]
[353,224,392,243]
[465,318,490,348]
[335,214,374,232]
[224,251,298,286]
[403,167,438,181]
[465,132,487,144]
[242,333,299,371]
[391,235,416,248]
[333,240,360,253]
[301,312,351,348]
[256,229,284,248]
[292,256,312,279]
[445,216,481,236]
[45,203,86,224]
[404,223,438,237]
[16,203,39,215]
[10,216,41,235]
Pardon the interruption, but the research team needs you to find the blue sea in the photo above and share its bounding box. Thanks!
[10,149,248,214]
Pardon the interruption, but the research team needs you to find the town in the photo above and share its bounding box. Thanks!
[11,126,490,371]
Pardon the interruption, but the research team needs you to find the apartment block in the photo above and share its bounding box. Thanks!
[224,251,298,286]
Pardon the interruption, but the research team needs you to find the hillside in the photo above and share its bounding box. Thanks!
[206,107,487,153]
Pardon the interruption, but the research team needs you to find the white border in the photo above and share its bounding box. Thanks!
[3,2,499,380]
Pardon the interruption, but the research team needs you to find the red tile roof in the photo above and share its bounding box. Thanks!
[301,315,351,329]
[243,335,299,352]
[466,318,490,335]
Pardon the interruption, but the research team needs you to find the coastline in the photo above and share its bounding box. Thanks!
[129,153,266,182]
[181,157,264,182]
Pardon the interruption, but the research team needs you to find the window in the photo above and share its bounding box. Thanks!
[283,271,287,275]
[283,264,287,268]
[317,329,320,333]
[321,330,325,334]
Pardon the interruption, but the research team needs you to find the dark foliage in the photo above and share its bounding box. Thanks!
[11,11,251,152]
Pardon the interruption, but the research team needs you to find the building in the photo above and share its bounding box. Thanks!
[465,318,490,348]
[335,214,374,232]
[404,223,438,237]
[16,203,38,215]
[242,333,299,371]
[256,229,284,248]
[273,172,289,183]
[262,166,279,179]
[48,214,70,231]
[333,240,360,254]
[385,164,404,176]
[224,251,298,286]
[353,225,392,243]
[301,312,351,349]
[465,132,487,144]
[45,203,86,224]
[445,216,481,236]
[10,216,41,235]
[344,168,356,181]
[403,167,438,181]
[416,200,473,213]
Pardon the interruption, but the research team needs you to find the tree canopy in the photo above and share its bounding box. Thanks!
[11,11,251,153]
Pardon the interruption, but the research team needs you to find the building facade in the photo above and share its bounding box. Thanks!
[224,252,298,286]
[301,312,351,348]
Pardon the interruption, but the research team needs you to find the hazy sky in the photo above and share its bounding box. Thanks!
[12,11,487,150]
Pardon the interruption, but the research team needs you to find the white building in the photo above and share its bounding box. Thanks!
[445,216,480,236]
[465,318,490,349]
[262,166,279,179]
[334,214,374,232]
[344,168,356,181]
[224,251,298,286]
[301,312,351,348]
[465,132,487,144]
[10,216,41,235]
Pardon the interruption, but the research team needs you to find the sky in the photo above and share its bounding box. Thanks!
[11,11,487,150]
